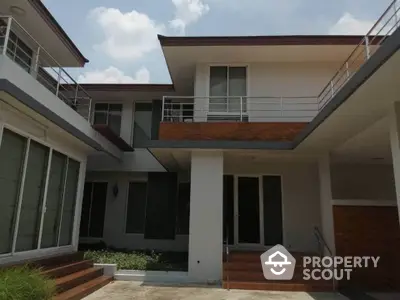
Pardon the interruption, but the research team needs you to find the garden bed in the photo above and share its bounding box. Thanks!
[83,249,188,272]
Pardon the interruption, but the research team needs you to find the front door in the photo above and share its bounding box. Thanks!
[234,176,263,246]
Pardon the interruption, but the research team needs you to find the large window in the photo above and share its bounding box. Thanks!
[80,182,108,238]
[0,128,81,255]
[93,103,122,136]
[209,66,247,120]
[15,141,50,252]
[133,103,152,145]
[125,182,148,234]
[0,129,27,254]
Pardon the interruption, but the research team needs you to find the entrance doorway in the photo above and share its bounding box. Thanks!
[224,175,283,250]
[234,176,264,247]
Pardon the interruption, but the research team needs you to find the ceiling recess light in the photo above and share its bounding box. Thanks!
[9,6,26,16]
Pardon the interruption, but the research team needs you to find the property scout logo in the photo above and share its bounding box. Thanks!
[260,244,380,281]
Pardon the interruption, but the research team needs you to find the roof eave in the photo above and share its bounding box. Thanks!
[158,34,382,47]
[29,0,89,66]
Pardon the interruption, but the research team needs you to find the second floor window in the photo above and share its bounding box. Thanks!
[209,66,247,116]
[93,103,123,136]
[0,22,33,72]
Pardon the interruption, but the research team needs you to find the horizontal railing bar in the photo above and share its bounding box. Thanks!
[0,15,93,121]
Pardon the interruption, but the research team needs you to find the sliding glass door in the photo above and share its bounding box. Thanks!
[0,127,82,255]
[209,66,247,120]
[0,129,27,254]
[41,151,67,249]
[15,141,50,252]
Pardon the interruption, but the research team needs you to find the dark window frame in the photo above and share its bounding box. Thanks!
[125,181,148,234]
[93,103,123,136]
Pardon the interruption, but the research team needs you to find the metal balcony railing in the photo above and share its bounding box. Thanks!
[318,0,400,110]
[162,96,318,122]
[162,0,400,123]
[0,16,92,121]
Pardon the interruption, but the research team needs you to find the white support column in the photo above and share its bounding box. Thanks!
[188,151,224,283]
[389,102,400,223]
[72,158,87,251]
[318,154,336,255]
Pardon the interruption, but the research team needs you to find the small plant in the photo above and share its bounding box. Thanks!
[84,250,188,271]
[0,266,56,300]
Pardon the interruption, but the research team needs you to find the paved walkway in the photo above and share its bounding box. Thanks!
[84,282,349,300]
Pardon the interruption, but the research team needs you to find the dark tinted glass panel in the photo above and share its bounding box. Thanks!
[126,182,147,234]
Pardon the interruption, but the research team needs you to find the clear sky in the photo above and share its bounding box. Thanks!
[42,0,391,84]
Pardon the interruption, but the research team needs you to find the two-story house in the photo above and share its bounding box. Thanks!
[1,0,400,297]
[79,28,400,293]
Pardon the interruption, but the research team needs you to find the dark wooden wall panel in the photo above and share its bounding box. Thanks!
[159,122,307,141]
[333,205,400,291]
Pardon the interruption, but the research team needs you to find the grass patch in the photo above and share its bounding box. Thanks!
[0,266,56,300]
[84,250,188,271]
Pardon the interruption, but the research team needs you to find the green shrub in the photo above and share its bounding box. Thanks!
[0,266,56,300]
[84,250,188,271]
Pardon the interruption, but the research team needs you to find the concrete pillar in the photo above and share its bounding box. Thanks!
[318,155,336,255]
[188,151,223,283]
[389,102,400,224]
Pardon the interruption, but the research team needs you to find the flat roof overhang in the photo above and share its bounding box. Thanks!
[148,29,400,166]
[78,84,176,102]
[0,0,88,66]
[159,35,381,94]
[0,79,122,159]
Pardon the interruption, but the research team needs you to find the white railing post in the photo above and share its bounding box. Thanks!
[3,17,12,55]
[33,46,41,73]
[87,97,92,122]
[346,61,350,79]
[55,68,62,98]
[240,97,243,122]
[394,1,399,28]
[365,36,371,60]
[280,97,283,117]
[74,84,79,106]
[330,81,334,98]
[161,96,165,122]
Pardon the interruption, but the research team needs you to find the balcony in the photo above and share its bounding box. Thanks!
[0,16,92,121]
[159,96,313,141]
[160,1,400,142]
[0,16,123,158]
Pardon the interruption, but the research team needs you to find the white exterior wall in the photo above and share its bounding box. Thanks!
[188,151,224,283]
[331,163,396,201]
[85,172,189,252]
[0,55,122,159]
[194,62,341,122]
[225,160,321,253]
[318,156,335,255]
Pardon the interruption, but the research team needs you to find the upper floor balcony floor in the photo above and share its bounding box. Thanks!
[0,9,122,159]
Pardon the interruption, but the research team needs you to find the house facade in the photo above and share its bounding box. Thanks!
[0,0,400,295]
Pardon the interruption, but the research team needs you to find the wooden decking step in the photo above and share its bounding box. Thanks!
[43,260,93,279]
[54,276,112,300]
[56,267,104,294]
